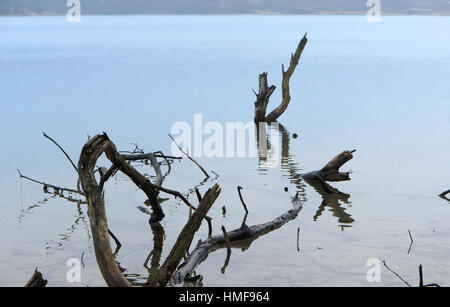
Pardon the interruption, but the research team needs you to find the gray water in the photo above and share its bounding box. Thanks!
[0,15,449,287]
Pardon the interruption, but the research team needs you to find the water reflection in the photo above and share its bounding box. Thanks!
[18,187,91,255]
[255,122,306,199]
[144,222,165,284]
[304,177,354,227]
[255,122,354,228]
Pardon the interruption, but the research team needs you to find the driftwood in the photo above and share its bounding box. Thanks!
[147,184,221,287]
[25,269,47,287]
[78,134,134,287]
[20,132,221,287]
[172,192,302,284]
[77,133,221,287]
[302,150,355,184]
[254,34,308,123]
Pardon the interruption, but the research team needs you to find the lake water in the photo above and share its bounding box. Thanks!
[0,15,449,287]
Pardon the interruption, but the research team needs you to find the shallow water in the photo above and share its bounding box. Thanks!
[0,15,449,286]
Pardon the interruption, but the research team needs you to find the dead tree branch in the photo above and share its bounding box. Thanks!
[302,150,355,186]
[17,169,82,196]
[147,184,221,287]
[172,192,302,284]
[254,33,308,123]
[78,134,133,287]
[383,260,412,287]
[25,269,47,287]
[43,132,79,173]
[237,186,249,214]
[169,133,210,180]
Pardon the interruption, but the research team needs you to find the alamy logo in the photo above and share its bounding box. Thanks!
[66,0,81,23]
[66,258,81,283]
[367,0,381,22]
[366,258,381,282]
[170,114,280,168]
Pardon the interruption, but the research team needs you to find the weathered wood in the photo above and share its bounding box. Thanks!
[25,269,47,287]
[103,140,164,222]
[147,184,221,287]
[254,33,308,123]
[78,134,132,287]
[172,192,302,284]
[302,150,355,184]
[254,72,276,123]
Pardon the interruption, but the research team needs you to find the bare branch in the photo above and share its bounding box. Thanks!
[43,132,78,173]
[17,169,82,196]
[169,133,210,179]
[172,192,302,284]
[148,184,221,287]
[383,260,412,287]
[237,186,249,214]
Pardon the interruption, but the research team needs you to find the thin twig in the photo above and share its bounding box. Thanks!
[169,134,210,179]
[407,230,414,255]
[81,251,86,269]
[108,228,122,248]
[195,188,202,203]
[237,186,249,214]
[43,132,78,173]
[206,217,213,237]
[297,227,300,252]
[17,169,82,195]
[383,260,412,287]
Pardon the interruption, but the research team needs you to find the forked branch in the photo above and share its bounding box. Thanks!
[254,33,308,123]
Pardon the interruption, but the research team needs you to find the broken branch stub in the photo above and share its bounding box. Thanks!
[254,33,308,123]
[302,150,355,185]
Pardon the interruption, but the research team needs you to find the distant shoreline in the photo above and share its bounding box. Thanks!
[1,12,450,17]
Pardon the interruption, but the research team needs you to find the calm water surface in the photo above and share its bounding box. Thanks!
[0,15,449,286]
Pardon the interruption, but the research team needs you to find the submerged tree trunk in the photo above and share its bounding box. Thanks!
[254,33,308,123]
